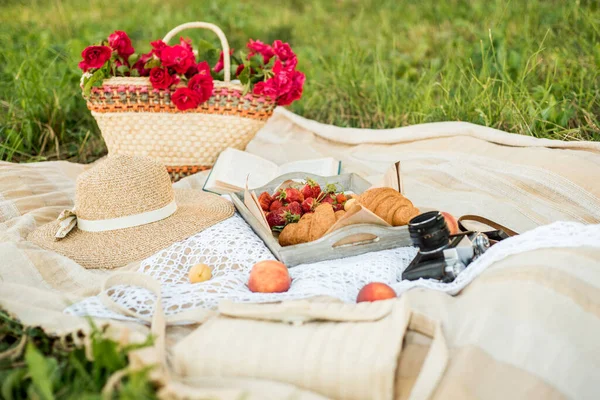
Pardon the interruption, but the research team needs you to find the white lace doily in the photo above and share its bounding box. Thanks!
[65,213,600,324]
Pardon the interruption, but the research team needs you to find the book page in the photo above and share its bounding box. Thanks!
[382,161,403,193]
[278,157,339,177]
[211,148,279,190]
[244,184,270,233]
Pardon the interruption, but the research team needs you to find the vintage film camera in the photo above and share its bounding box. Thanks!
[402,211,496,283]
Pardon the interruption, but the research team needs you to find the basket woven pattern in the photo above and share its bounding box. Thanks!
[92,110,268,167]
[87,80,275,120]
[83,22,277,181]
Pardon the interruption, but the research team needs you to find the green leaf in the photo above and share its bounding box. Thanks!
[82,68,106,97]
[250,74,264,84]
[116,65,129,76]
[116,366,157,400]
[238,65,250,85]
[144,58,161,69]
[128,53,139,65]
[195,39,219,67]
[249,54,264,69]
[231,54,243,65]
[25,343,55,400]
[91,332,127,372]
[264,56,275,69]
[1,368,27,400]
[130,68,140,77]
[242,81,252,95]
[67,351,96,390]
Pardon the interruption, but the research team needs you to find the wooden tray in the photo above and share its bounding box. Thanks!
[230,172,412,267]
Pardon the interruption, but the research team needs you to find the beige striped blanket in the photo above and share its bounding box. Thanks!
[1,108,599,399]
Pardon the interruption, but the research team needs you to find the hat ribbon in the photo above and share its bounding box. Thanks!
[54,200,177,239]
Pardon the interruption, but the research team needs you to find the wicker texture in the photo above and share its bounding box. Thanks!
[28,155,235,269]
[83,22,276,180]
[87,80,274,119]
[93,109,268,166]
[75,154,174,220]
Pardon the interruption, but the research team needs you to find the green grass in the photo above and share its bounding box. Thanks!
[1,0,599,163]
[0,0,599,393]
[0,310,157,399]
[1,2,599,395]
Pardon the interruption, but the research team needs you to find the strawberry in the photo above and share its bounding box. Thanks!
[266,207,287,229]
[284,210,301,224]
[321,194,335,205]
[278,187,304,204]
[333,203,345,211]
[269,199,283,211]
[258,191,273,211]
[336,193,347,204]
[301,197,317,213]
[301,178,322,199]
[287,201,302,216]
[273,188,284,200]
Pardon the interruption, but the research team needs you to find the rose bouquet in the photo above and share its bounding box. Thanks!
[79,30,305,110]
[77,22,303,180]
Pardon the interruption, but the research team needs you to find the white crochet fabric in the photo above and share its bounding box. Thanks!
[65,214,600,324]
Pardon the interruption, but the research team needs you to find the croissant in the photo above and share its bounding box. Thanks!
[335,210,346,221]
[279,204,336,246]
[357,188,419,226]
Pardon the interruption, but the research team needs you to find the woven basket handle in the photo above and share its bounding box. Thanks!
[162,22,231,82]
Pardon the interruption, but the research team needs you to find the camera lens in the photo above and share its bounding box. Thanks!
[408,211,451,254]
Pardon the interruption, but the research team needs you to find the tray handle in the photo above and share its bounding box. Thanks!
[162,22,231,82]
[311,223,410,249]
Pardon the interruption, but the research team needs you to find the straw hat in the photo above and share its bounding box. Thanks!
[28,155,235,269]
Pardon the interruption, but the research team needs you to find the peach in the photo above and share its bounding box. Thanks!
[356,282,396,303]
[248,260,291,293]
[189,263,212,283]
[441,211,459,235]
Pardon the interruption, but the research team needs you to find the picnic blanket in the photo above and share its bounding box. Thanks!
[2,107,600,399]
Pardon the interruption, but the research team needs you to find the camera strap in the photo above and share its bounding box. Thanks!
[457,215,519,244]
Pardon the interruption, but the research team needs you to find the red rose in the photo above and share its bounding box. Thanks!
[184,60,210,78]
[196,61,211,76]
[273,40,298,71]
[133,51,153,76]
[253,60,292,97]
[179,37,193,53]
[276,70,305,106]
[247,39,275,64]
[235,64,245,76]
[184,64,198,79]
[187,61,214,103]
[171,88,202,110]
[151,40,167,58]
[213,49,233,73]
[160,44,195,74]
[78,45,112,72]
[149,67,179,90]
[253,60,305,106]
[253,80,278,98]
[108,30,134,59]
[273,40,295,63]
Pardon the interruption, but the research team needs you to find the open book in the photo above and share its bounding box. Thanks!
[203,148,341,194]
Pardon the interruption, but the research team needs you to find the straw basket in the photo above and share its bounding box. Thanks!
[84,22,276,181]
